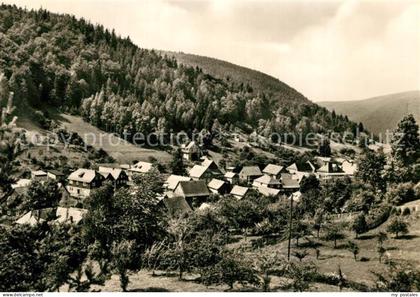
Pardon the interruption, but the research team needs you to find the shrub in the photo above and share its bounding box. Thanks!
[386,217,409,239]
[33,110,50,129]
[402,208,411,216]
[201,250,260,290]
[366,205,391,230]
[351,213,368,238]
[386,183,416,206]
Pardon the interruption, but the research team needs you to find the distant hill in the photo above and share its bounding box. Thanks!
[319,91,420,135]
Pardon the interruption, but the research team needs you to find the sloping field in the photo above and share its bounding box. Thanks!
[59,114,172,164]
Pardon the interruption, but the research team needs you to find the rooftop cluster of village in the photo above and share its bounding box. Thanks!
[8,140,358,225]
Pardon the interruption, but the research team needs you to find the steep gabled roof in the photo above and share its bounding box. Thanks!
[55,207,87,224]
[287,161,315,173]
[189,165,208,179]
[16,208,56,226]
[176,180,210,197]
[230,185,249,198]
[253,175,281,186]
[165,175,192,190]
[224,171,237,178]
[263,164,284,176]
[163,195,192,217]
[208,178,227,190]
[201,158,215,169]
[239,166,262,177]
[98,167,126,180]
[16,211,45,226]
[16,207,87,225]
[257,186,281,197]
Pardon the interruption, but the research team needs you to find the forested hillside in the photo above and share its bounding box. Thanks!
[166,51,308,104]
[0,4,357,139]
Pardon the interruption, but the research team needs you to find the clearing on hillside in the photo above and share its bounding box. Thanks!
[59,114,173,164]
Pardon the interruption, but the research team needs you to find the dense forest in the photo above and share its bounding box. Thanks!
[0,4,358,140]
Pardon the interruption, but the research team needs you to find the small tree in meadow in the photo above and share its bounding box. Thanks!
[351,213,368,238]
[283,262,318,292]
[386,217,409,239]
[376,231,388,263]
[202,250,259,291]
[325,224,346,248]
[255,252,285,292]
[293,250,309,262]
[377,245,386,263]
[347,241,359,261]
[111,240,136,292]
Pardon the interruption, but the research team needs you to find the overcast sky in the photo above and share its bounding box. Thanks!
[3,0,420,102]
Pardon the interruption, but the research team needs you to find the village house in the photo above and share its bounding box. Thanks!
[341,159,358,176]
[161,194,192,218]
[224,171,239,185]
[189,165,211,181]
[55,207,88,224]
[98,167,129,188]
[256,186,281,198]
[127,161,154,181]
[262,164,286,179]
[286,161,315,180]
[239,166,263,184]
[163,174,192,191]
[314,157,355,181]
[164,174,192,191]
[16,207,87,226]
[46,170,65,182]
[15,208,56,226]
[207,178,230,195]
[281,177,301,194]
[67,169,105,199]
[181,141,202,162]
[201,158,224,177]
[230,185,250,200]
[173,180,210,208]
[11,178,32,189]
[189,158,223,182]
[252,175,281,189]
[31,170,48,181]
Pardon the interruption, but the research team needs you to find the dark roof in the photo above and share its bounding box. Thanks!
[177,180,210,197]
[287,162,314,172]
[163,196,192,217]
[47,170,64,176]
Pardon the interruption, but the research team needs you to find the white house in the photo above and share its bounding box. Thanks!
[67,169,105,199]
